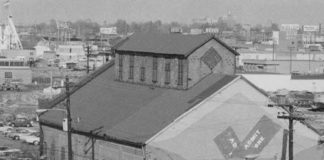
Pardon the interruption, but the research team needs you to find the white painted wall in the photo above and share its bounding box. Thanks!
[147,78,320,160]
[242,74,324,92]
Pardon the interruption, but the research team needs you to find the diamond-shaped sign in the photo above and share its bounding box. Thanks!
[201,47,222,70]
[214,115,281,159]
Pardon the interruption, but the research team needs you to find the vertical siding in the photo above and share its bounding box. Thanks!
[42,126,143,160]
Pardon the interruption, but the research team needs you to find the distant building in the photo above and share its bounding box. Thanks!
[242,58,324,74]
[34,40,51,58]
[170,27,183,33]
[219,11,236,28]
[242,59,279,73]
[56,44,86,64]
[0,58,32,84]
[277,31,299,51]
[280,24,300,40]
[0,49,36,62]
[192,17,218,25]
[243,74,324,92]
[190,28,203,35]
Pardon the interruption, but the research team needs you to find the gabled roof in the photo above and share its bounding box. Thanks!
[40,62,238,147]
[113,32,239,56]
[20,34,43,50]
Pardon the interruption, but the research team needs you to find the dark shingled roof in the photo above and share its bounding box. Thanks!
[113,32,239,56]
[40,61,238,146]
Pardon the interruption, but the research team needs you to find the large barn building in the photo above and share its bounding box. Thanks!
[39,33,322,160]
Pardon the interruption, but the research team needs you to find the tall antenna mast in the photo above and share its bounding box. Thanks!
[2,0,23,50]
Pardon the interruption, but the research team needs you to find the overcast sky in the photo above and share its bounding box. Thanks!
[3,0,324,25]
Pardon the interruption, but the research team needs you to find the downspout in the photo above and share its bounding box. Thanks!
[234,54,237,74]
[186,57,189,89]
[39,122,45,158]
[142,145,147,160]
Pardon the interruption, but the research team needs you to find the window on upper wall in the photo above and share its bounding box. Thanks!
[4,72,12,79]
[129,55,134,79]
[140,66,146,81]
[165,61,171,84]
[178,59,184,86]
[152,57,158,83]
[118,54,123,80]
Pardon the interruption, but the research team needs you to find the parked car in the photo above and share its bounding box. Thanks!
[2,127,14,136]
[21,132,40,145]
[8,118,32,127]
[8,128,31,140]
[0,126,13,134]
[0,146,21,159]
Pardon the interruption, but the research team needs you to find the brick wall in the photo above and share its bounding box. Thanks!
[187,39,236,87]
[42,126,144,160]
[114,39,236,89]
[115,52,188,89]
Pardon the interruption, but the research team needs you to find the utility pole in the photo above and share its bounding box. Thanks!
[277,105,305,160]
[288,42,295,74]
[273,41,275,60]
[308,49,311,73]
[65,75,73,160]
[281,129,289,160]
[86,45,90,74]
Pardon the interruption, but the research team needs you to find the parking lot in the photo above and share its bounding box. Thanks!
[0,122,40,157]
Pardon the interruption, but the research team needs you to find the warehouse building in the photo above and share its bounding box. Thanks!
[39,33,322,160]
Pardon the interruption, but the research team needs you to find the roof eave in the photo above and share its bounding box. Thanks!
[213,37,240,56]
[114,49,186,57]
[39,121,145,148]
[184,35,240,57]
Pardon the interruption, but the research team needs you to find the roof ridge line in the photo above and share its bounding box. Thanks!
[213,36,240,56]
[184,34,214,57]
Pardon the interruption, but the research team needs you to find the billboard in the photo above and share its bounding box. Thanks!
[56,21,70,29]
[190,28,203,35]
[205,28,219,33]
[100,27,117,35]
[280,24,300,31]
[303,25,319,32]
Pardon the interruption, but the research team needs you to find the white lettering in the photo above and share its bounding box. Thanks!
[244,130,262,150]
[254,136,265,148]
